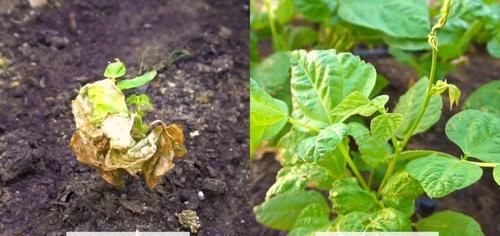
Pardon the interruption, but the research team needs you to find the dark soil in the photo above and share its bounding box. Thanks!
[249,50,500,235]
[0,0,249,235]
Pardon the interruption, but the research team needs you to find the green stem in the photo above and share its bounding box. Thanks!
[288,118,321,133]
[338,143,369,190]
[465,161,498,168]
[378,48,437,192]
[367,170,374,189]
[264,0,286,51]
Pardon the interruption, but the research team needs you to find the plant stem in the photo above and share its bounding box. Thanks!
[378,47,438,193]
[379,0,453,191]
[465,160,498,168]
[288,117,321,133]
[264,0,286,51]
[338,143,369,190]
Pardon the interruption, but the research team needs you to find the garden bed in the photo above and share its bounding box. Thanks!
[0,0,249,235]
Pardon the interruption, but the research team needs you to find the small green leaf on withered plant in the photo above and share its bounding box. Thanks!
[104,58,127,79]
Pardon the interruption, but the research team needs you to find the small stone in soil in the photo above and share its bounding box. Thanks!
[201,178,226,194]
[0,131,34,182]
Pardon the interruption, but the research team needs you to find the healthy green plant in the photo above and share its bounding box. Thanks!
[70,59,186,189]
[389,0,500,80]
[251,1,498,234]
[251,0,499,80]
[251,0,431,61]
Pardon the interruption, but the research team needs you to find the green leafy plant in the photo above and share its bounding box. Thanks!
[389,0,500,80]
[251,0,500,81]
[251,1,498,234]
[251,0,431,59]
[70,59,187,189]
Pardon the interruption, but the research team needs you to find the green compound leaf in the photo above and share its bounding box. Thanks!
[463,80,500,116]
[394,78,443,138]
[250,79,289,154]
[416,211,484,236]
[104,59,127,79]
[271,0,295,24]
[494,165,500,186]
[289,50,376,128]
[365,208,412,232]
[380,171,423,217]
[487,36,500,58]
[338,0,430,39]
[446,110,500,163]
[277,128,313,165]
[330,92,389,123]
[332,208,411,232]
[117,70,157,90]
[371,113,403,142]
[384,36,429,51]
[250,52,291,103]
[127,94,153,113]
[329,178,377,214]
[297,123,348,162]
[348,122,389,168]
[289,204,330,236]
[331,211,369,232]
[293,0,337,22]
[382,197,415,218]
[381,170,423,200]
[285,26,319,50]
[406,155,483,198]
[254,190,328,231]
[266,163,335,199]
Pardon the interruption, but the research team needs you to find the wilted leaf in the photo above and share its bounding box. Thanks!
[71,78,186,189]
[101,113,135,150]
[77,79,128,125]
[143,123,186,189]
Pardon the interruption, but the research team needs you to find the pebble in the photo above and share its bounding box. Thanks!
[211,55,233,72]
[201,178,226,194]
[197,191,205,200]
[189,130,200,138]
[219,26,232,39]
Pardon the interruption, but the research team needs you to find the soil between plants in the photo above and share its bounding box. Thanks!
[249,50,500,235]
[0,0,250,235]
